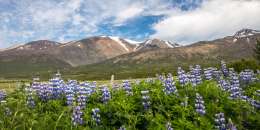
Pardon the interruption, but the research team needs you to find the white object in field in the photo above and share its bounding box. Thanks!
[111,75,114,86]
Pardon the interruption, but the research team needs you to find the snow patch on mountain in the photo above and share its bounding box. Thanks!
[124,39,142,44]
[108,36,130,52]
[234,29,260,38]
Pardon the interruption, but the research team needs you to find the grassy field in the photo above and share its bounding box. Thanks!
[0,78,148,93]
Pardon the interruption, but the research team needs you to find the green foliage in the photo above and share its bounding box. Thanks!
[228,59,260,72]
[0,80,259,129]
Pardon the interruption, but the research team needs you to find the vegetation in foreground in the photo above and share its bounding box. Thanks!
[0,62,260,130]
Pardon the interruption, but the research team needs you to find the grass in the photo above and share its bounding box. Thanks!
[0,79,259,129]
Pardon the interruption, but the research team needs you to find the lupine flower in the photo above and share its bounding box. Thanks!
[221,61,229,77]
[256,90,260,97]
[227,118,237,130]
[122,80,133,96]
[218,80,230,91]
[64,84,75,106]
[212,68,222,81]
[177,67,189,86]
[31,81,41,95]
[189,65,202,86]
[0,90,7,103]
[214,112,226,130]
[158,74,165,82]
[101,86,111,103]
[195,93,206,115]
[204,68,213,80]
[89,81,97,94]
[163,75,178,95]
[251,99,260,109]
[92,108,101,125]
[72,106,84,125]
[239,69,257,84]
[76,85,88,109]
[25,87,35,108]
[229,74,241,99]
[141,90,150,110]
[38,84,51,102]
[165,122,174,130]
[118,126,126,130]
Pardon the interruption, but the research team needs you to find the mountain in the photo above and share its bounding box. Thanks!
[69,29,260,80]
[134,39,180,51]
[0,36,179,79]
[0,28,259,79]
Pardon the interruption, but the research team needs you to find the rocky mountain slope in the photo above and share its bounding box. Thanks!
[0,28,259,79]
[69,29,260,79]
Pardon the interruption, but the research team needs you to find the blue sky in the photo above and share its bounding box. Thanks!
[0,0,260,48]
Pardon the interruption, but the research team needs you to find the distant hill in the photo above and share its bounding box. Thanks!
[0,29,259,79]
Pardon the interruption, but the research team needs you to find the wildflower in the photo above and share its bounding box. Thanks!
[214,113,226,130]
[195,93,206,115]
[122,80,133,96]
[163,75,178,95]
[141,90,150,110]
[165,122,174,130]
[92,108,101,125]
[101,86,111,103]
[25,87,35,108]
[72,106,84,125]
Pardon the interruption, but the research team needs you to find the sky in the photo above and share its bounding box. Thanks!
[0,0,260,48]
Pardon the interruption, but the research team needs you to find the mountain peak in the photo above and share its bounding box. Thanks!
[234,28,260,38]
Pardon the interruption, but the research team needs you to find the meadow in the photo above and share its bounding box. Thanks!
[0,62,259,130]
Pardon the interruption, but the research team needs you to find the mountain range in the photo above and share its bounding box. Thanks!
[0,29,259,79]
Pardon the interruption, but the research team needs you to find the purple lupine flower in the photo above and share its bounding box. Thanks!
[64,84,75,106]
[49,77,63,99]
[204,67,213,80]
[221,61,229,77]
[189,65,202,86]
[163,75,178,95]
[92,108,101,125]
[218,80,230,91]
[122,80,133,96]
[141,90,150,110]
[76,85,88,109]
[250,99,260,109]
[101,86,111,103]
[239,69,257,84]
[31,81,41,95]
[38,84,51,102]
[229,74,241,99]
[165,122,174,130]
[194,65,202,84]
[214,112,226,130]
[25,87,35,108]
[212,68,222,81]
[177,67,189,86]
[227,119,237,130]
[72,106,84,125]
[0,90,7,103]
[89,81,97,94]
[195,93,206,115]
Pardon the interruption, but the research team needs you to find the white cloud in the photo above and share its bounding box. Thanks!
[151,0,260,44]
[114,4,144,25]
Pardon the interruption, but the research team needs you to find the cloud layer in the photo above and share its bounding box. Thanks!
[0,0,259,48]
[151,0,260,44]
